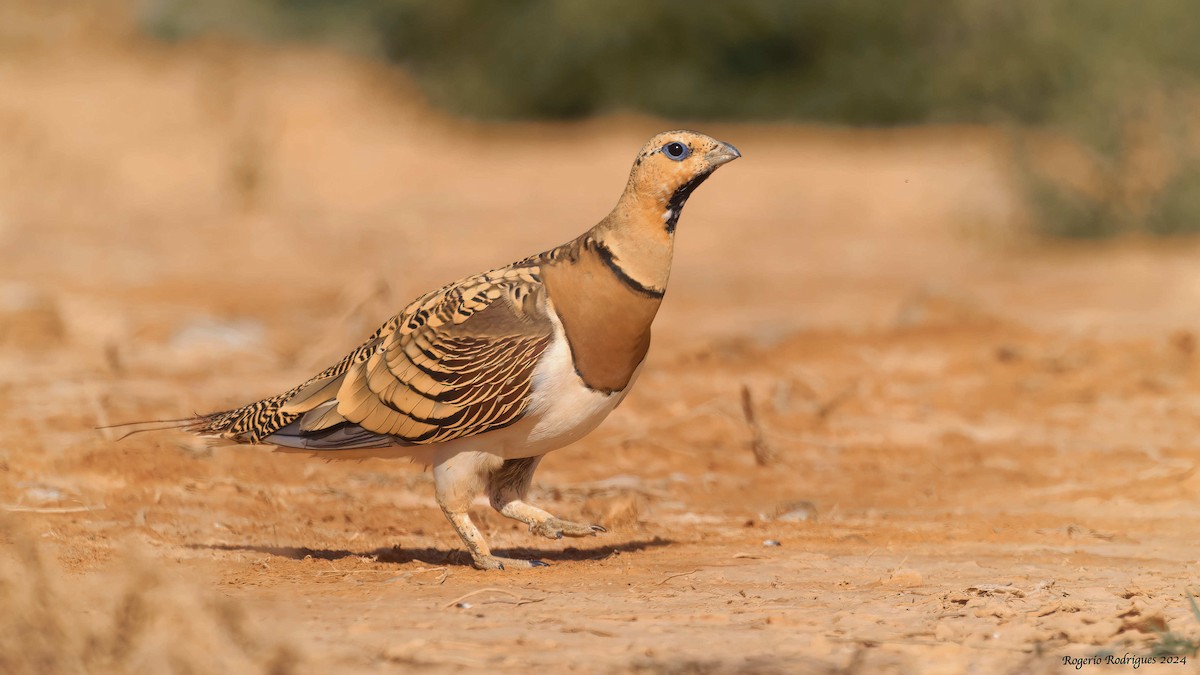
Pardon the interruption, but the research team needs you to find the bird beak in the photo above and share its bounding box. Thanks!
[706,141,741,167]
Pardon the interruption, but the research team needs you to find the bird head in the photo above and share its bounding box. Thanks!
[623,130,740,233]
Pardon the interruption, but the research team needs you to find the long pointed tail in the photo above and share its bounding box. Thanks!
[100,390,300,444]
[96,416,207,441]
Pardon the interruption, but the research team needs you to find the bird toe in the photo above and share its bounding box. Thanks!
[475,555,551,570]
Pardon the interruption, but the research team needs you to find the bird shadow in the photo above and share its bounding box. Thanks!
[190,536,673,568]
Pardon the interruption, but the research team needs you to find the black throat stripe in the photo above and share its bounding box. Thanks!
[664,169,714,233]
[593,242,666,299]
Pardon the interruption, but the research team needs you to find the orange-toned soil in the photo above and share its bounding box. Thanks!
[3,7,1200,674]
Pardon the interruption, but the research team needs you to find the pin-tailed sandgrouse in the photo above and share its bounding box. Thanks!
[180,131,739,570]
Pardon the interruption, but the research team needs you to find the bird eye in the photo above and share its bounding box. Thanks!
[662,142,690,161]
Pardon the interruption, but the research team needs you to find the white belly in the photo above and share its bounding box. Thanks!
[476,309,640,459]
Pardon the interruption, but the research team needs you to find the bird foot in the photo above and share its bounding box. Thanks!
[472,555,550,571]
[531,518,606,540]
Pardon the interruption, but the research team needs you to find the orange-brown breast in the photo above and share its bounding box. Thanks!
[540,240,664,394]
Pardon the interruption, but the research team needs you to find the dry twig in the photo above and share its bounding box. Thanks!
[441,587,541,609]
[657,569,700,585]
[739,385,777,466]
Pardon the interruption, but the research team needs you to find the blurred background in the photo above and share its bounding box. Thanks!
[142,0,1200,238]
[3,0,1198,352]
[3,2,1200,672]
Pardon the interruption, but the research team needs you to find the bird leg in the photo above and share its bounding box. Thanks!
[488,456,607,540]
[433,450,547,570]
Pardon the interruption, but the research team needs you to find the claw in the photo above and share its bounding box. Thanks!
[531,517,604,540]
[475,555,552,570]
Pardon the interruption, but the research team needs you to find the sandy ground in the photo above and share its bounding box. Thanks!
[3,6,1200,674]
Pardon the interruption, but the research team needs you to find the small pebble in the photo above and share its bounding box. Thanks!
[455,602,472,609]
[763,539,781,547]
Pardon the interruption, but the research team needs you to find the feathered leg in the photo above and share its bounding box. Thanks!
[488,456,606,539]
[433,450,547,570]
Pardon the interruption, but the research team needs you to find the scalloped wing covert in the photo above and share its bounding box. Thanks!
[193,263,553,448]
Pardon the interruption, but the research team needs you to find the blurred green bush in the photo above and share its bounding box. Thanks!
[142,0,1200,237]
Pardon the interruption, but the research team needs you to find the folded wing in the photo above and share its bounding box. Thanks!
[196,264,552,450]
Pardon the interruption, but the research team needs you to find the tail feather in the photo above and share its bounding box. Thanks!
[96,416,206,441]
[100,390,305,444]
[106,388,402,451]
[107,335,396,449]
[185,390,302,443]
[193,336,383,443]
